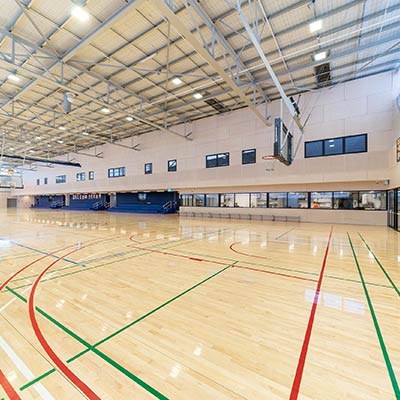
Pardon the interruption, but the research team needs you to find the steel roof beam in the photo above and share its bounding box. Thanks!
[155,0,271,126]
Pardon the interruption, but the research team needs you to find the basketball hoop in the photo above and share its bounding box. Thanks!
[262,154,276,172]
[262,154,276,161]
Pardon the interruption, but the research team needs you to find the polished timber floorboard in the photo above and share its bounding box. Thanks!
[0,209,399,400]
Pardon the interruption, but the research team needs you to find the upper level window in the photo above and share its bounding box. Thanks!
[108,167,125,178]
[76,172,86,181]
[55,175,66,184]
[324,138,343,156]
[206,152,229,168]
[44,177,48,185]
[305,140,323,158]
[89,171,94,180]
[145,163,152,174]
[344,134,367,154]
[36,179,40,186]
[305,134,367,158]
[168,159,177,172]
[242,149,256,164]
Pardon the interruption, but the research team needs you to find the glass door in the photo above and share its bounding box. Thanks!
[388,190,396,229]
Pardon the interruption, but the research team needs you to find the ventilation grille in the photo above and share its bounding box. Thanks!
[314,62,331,87]
[204,98,229,113]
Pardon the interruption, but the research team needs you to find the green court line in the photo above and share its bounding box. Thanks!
[16,263,234,393]
[348,234,400,400]
[275,227,295,240]
[4,234,394,294]
[2,228,231,294]
[161,246,393,290]
[358,233,400,298]
[6,287,169,400]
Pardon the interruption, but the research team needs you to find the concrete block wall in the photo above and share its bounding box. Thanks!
[10,71,398,226]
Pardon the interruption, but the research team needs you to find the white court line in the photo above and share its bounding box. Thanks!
[0,287,31,314]
[0,336,54,400]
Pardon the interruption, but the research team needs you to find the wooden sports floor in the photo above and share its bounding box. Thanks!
[0,209,399,400]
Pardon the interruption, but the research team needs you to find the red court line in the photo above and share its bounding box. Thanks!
[233,265,318,283]
[0,369,21,400]
[289,227,334,400]
[229,242,271,260]
[129,244,317,283]
[0,234,121,294]
[28,239,114,400]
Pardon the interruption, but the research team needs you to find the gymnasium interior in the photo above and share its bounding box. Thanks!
[0,0,399,399]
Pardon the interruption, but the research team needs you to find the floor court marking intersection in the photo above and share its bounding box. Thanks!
[348,234,400,400]
[289,227,333,400]
[8,260,237,397]
[358,233,400,298]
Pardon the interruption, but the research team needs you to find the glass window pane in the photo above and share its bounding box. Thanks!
[206,155,217,168]
[194,194,205,207]
[311,192,332,209]
[121,167,126,176]
[217,153,229,166]
[89,171,94,180]
[145,163,152,174]
[168,159,177,172]
[205,194,219,207]
[333,192,359,209]
[324,138,343,155]
[250,193,267,208]
[288,192,308,208]
[359,191,386,210]
[234,194,249,207]
[242,149,256,164]
[305,141,323,158]
[269,192,288,208]
[345,134,367,153]
[220,194,234,207]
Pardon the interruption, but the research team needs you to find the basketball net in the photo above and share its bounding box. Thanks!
[262,154,276,172]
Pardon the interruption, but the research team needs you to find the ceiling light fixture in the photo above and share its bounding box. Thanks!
[25,141,31,144]
[29,150,35,153]
[82,131,89,135]
[71,1,89,21]
[35,136,42,140]
[193,92,203,100]
[59,126,66,131]
[47,144,52,148]
[138,52,157,63]
[313,50,329,61]
[57,140,63,144]
[8,73,20,82]
[101,107,110,113]
[309,20,322,33]
[126,117,134,122]
[172,77,182,85]
[9,147,14,151]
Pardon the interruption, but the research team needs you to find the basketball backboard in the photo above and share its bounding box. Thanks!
[273,117,293,166]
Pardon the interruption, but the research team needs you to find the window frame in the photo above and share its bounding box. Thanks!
[343,134,368,154]
[76,172,86,181]
[206,152,230,168]
[168,159,177,172]
[108,167,125,178]
[144,163,153,175]
[88,171,95,180]
[242,149,256,165]
[305,134,368,158]
[55,175,66,184]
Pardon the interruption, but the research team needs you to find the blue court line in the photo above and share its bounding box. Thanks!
[8,240,81,265]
